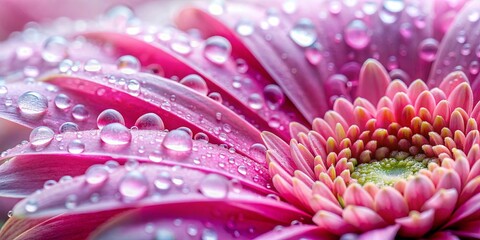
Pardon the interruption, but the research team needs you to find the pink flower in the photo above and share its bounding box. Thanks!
[0,0,479,239]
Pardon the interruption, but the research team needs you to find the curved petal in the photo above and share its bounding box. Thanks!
[254,225,335,240]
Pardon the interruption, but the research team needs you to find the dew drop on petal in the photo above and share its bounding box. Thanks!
[85,165,109,184]
[155,228,175,240]
[59,122,79,133]
[43,180,56,189]
[199,174,229,199]
[180,74,209,95]
[116,55,140,74]
[170,35,192,55]
[249,143,267,163]
[100,123,132,145]
[194,132,209,142]
[18,91,48,116]
[344,20,370,50]
[263,84,285,110]
[362,1,378,15]
[119,171,148,200]
[97,109,125,129]
[25,199,38,213]
[289,18,317,47]
[235,19,254,36]
[383,0,405,13]
[42,36,68,63]
[237,165,247,175]
[30,126,54,149]
[203,36,231,65]
[126,79,141,96]
[208,92,222,103]
[84,59,102,72]
[67,139,85,154]
[58,59,73,73]
[162,129,193,152]
[135,113,165,130]
[104,5,135,28]
[71,104,90,121]
[305,45,323,65]
[65,194,78,209]
[248,93,264,110]
[0,85,8,97]
[54,94,72,110]
[201,229,218,240]
[418,38,439,62]
[154,172,171,191]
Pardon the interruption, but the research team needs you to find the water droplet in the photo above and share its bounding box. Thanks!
[85,165,109,184]
[162,129,193,153]
[30,126,54,149]
[194,132,209,142]
[248,93,263,110]
[104,5,135,30]
[263,84,285,110]
[155,228,175,240]
[0,85,8,97]
[7,210,13,218]
[18,91,48,117]
[97,109,125,129]
[249,143,267,163]
[180,74,209,95]
[470,61,479,75]
[328,1,342,14]
[59,122,79,133]
[84,59,102,72]
[65,194,78,209]
[42,36,68,63]
[282,0,297,14]
[170,35,192,55]
[43,180,57,189]
[119,171,148,200]
[237,165,247,175]
[235,19,254,36]
[199,174,229,199]
[126,79,141,96]
[305,44,323,65]
[289,18,317,47]
[54,94,72,110]
[135,113,165,130]
[383,0,405,13]
[203,36,231,65]
[68,139,85,154]
[71,104,90,121]
[100,123,132,145]
[201,229,218,240]
[23,66,39,77]
[468,11,480,22]
[362,1,378,15]
[235,58,249,73]
[154,172,171,191]
[58,59,74,73]
[208,0,225,15]
[116,55,140,74]
[344,20,370,50]
[25,199,38,213]
[208,92,223,103]
[418,38,439,62]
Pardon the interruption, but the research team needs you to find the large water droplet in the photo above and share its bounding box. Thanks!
[104,5,135,30]
[119,171,148,200]
[235,20,254,36]
[383,0,405,13]
[42,36,68,63]
[199,174,229,199]
[162,129,193,153]
[30,126,54,149]
[247,93,264,110]
[67,139,85,154]
[289,18,317,47]
[85,165,109,184]
[180,74,209,95]
[71,104,90,121]
[249,143,267,163]
[97,109,125,129]
[59,122,79,133]
[154,172,171,192]
[116,55,140,74]
[54,94,72,110]
[345,20,370,50]
[134,113,164,130]
[18,91,48,117]
[418,38,439,62]
[203,36,231,65]
[100,123,132,145]
[84,59,102,72]
[263,84,285,110]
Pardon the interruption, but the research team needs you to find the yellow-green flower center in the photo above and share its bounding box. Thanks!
[351,153,434,187]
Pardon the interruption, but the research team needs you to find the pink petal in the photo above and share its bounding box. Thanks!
[421,189,458,228]
[395,210,435,238]
[357,59,391,106]
[358,225,400,240]
[447,83,473,114]
[342,205,387,231]
[374,187,409,224]
[343,184,374,209]
[312,210,357,236]
[403,175,435,211]
[255,225,335,240]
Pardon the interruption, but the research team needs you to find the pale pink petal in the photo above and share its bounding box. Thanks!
[358,225,400,240]
[395,210,435,238]
[255,225,335,240]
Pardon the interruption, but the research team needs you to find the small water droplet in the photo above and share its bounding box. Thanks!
[194,132,209,142]
[119,171,148,200]
[71,104,90,121]
[116,55,140,74]
[328,1,342,14]
[235,58,249,73]
[282,0,297,14]
[249,143,267,163]
[162,129,193,153]
[7,210,13,218]
[68,139,85,154]
[135,113,165,130]
[104,5,135,30]
[155,228,175,240]
[84,59,102,72]
[170,35,192,55]
[237,165,247,175]
[208,0,225,15]
[85,165,109,184]
[59,122,79,133]
[18,91,48,117]
[468,11,480,22]
[344,20,370,50]
[235,20,255,36]
[201,229,218,240]
[65,194,78,209]
[362,1,378,15]
[203,36,231,65]
[126,79,141,96]
[23,66,39,78]
[0,85,8,97]
[305,44,323,65]
[263,84,285,110]
[383,0,405,13]
[247,93,264,110]
[100,123,132,145]
[58,59,74,73]
[42,36,68,63]
[208,92,223,103]
[154,172,171,192]
[97,109,125,129]
[43,180,57,189]
[30,126,54,149]
[199,174,229,199]
[289,18,317,47]
[54,94,72,110]
[25,199,38,213]
[180,74,209,95]
[418,38,439,62]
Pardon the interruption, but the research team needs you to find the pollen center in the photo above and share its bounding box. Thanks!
[350,154,432,187]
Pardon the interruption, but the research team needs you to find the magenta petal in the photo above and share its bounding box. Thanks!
[358,225,400,240]
[357,59,391,105]
[255,225,335,240]
[0,130,271,197]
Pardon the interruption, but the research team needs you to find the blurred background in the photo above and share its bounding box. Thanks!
[0,0,198,227]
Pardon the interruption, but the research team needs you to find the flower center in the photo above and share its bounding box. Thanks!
[350,152,433,187]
